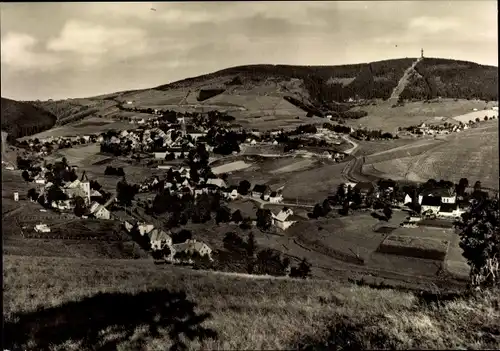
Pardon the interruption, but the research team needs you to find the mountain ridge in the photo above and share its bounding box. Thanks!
[2,57,498,139]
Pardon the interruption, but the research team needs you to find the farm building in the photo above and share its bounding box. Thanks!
[418,188,455,205]
[89,202,111,220]
[148,229,172,250]
[172,239,213,260]
[420,196,442,215]
[63,179,91,205]
[223,187,239,201]
[268,191,283,204]
[138,223,155,236]
[404,194,413,205]
[252,184,268,199]
[438,203,464,218]
[271,207,299,231]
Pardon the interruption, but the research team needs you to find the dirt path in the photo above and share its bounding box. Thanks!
[341,135,359,155]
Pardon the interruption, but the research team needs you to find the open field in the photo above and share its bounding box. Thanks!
[451,109,498,123]
[211,160,252,175]
[2,193,149,259]
[228,159,346,202]
[378,235,449,261]
[356,137,422,156]
[270,158,315,174]
[347,99,497,132]
[17,118,134,140]
[445,232,470,279]
[45,143,101,167]
[365,121,499,189]
[4,254,499,350]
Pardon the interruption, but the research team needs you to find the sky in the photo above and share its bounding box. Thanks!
[1,1,497,101]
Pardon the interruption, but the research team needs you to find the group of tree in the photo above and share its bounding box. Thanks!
[222,232,311,278]
[186,143,212,183]
[116,179,139,207]
[350,128,395,141]
[149,190,222,228]
[16,156,33,170]
[104,166,125,177]
[455,196,499,290]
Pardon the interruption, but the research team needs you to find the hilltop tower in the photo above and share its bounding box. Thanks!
[421,48,424,59]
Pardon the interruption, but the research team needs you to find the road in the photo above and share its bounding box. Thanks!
[341,135,359,155]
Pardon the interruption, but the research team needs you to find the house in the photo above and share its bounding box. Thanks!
[354,182,375,199]
[34,174,46,184]
[343,182,357,190]
[418,188,455,204]
[420,196,442,215]
[206,178,227,189]
[90,189,103,201]
[52,199,73,210]
[252,184,268,199]
[403,194,413,205]
[438,203,465,219]
[34,223,51,233]
[148,229,173,250]
[271,207,299,231]
[89,201,111,220]
[172,239,213,261]
[63,177,91,204]
[138,223,155,236]
[223,186,239,201]
[268,191,283,204]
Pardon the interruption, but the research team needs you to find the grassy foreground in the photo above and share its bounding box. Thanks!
[4,255,500,350]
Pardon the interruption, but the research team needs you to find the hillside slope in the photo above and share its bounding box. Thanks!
[1,97,57,140]
[24,57,498,131]
[401,58,498,101]
[4,255,499,350]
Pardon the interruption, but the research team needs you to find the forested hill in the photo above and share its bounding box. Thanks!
[155,57,498,104]
[1,97,57,140]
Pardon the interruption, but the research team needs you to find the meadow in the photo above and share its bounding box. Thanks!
[347,99,497,132]
[365,121,499,189]
[4,254,499,350]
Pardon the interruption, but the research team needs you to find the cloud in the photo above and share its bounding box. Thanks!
[1,32,61,71]
[47,20,147,57]
[408,16,459,34]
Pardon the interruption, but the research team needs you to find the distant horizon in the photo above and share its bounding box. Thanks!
[2,55,497,102]
[2,1,497,101]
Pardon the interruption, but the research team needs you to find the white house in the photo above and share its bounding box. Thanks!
[420,196,442,215]
[268,191,283,204]
[34,174,46,184]
[138,223,155,236]
[148,229,173,250]
[404,194,413,205]
[223,188,239,201]
[64,179,91,205]
[89,202,111,220]
[34,223,51,233]
[172,239,213,261]
[438,203,465,218]
[418,188,455,205]
[271,208,297,231]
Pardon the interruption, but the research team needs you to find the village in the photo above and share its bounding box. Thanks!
[3,100,497,279]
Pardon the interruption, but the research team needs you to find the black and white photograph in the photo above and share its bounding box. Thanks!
[1,1,499,350]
